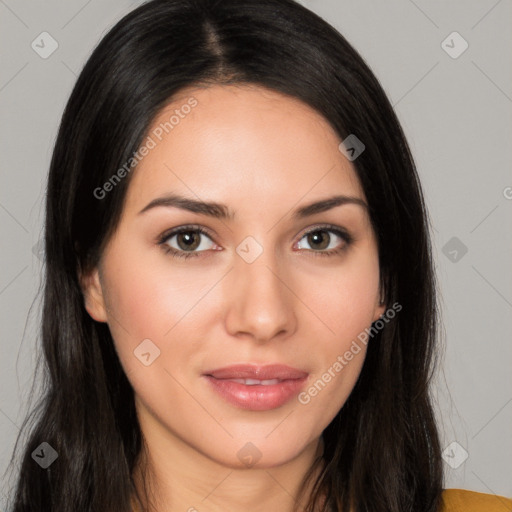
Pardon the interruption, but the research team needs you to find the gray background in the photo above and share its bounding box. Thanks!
[1,0,511,506]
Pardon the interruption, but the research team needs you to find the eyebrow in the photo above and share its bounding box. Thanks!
[138,193,368,220]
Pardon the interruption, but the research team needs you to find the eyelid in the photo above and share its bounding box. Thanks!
[156,224,216,245]
[157,223,351,243]
[296,223,352,239]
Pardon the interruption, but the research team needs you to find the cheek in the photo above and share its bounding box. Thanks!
[300,246,380,343]
[100,241,223,392]
[295,245,379,415]
[296,346,366,437]
[296,286,372,429]
[102,242,210,340]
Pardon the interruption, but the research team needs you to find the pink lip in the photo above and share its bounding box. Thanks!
[205,364,308,380]
[203,364,309,411]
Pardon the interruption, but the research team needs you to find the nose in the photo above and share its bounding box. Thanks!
[224,246,297,344]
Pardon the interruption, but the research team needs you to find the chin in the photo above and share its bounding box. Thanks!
[201,430,318,470]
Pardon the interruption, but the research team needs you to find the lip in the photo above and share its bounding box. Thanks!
[203,364,309,411]
[204,364,308,380]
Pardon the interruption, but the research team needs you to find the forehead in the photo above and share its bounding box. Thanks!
[124,84,364,215]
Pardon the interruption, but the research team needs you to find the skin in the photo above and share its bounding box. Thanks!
[81,84,386,512]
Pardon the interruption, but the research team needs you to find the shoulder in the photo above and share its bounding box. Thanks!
[441,488,512,511]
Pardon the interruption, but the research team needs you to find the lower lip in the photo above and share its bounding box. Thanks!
[204,376,308,411]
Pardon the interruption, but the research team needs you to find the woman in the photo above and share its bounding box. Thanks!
[7,0,511,511]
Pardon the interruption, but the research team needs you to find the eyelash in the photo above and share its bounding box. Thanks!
[157,224,354,260]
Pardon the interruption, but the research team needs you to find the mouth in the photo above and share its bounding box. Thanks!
[218,378,284,385]
[202,364,309,411]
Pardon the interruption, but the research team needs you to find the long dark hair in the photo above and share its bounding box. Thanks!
[7,0,443,510]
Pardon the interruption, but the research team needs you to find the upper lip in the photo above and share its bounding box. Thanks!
[204,364,308,381]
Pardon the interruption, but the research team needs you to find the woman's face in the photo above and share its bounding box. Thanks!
[82,84,385,469]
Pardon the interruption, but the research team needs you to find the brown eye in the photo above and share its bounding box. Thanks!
[158,226,217,259]
[295,226,353,257]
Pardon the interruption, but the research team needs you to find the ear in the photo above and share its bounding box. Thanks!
[372,285,387,323]
[80,266,108,323]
